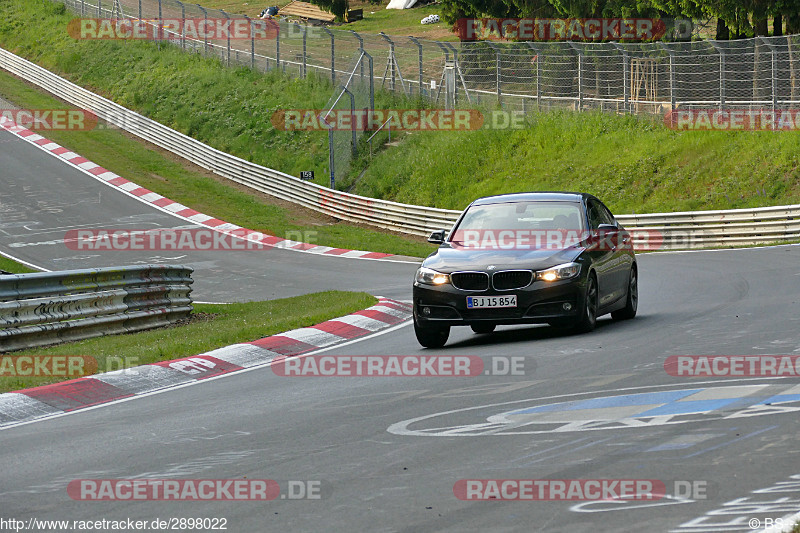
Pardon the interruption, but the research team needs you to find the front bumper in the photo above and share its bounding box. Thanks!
[413,276,587,327]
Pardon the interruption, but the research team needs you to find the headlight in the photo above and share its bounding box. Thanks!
[536,262,581,282]
[415,267,450,285]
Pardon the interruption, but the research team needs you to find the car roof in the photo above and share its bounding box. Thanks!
[469,192,598,206]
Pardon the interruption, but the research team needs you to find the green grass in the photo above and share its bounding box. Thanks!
[0,8,434,257]
[0,290,377,393]
[197,0,453,40]
[4,0,800,237]
[343,3,453,40]
[0,253,39,274]
[352,110,800,214]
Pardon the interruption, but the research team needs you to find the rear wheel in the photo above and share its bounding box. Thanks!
[575,273,598,333]
[414,318,450,348]
[612,266,638,320]
[470,323,496,334]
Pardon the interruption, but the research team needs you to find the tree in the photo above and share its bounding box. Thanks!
[307,0,349,20]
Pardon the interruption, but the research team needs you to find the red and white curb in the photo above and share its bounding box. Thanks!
[0,116,395,261]
[0,297,412,429]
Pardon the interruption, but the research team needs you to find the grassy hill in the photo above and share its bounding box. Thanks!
[1,0,799,223]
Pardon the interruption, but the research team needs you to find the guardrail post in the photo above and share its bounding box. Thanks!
[138,0,141,20]
[525,42,541,110]
[567,42,583,111]
[408,36,423,98]
[322,27,335,83]
[709,41,726,109]
[221,10,231,66]
[97,0,101,17]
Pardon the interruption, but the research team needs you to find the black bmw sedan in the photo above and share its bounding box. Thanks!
[413,192,638,348]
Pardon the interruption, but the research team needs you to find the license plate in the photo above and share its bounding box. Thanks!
[467,295,517,309]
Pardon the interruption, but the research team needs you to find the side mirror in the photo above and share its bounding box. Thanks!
[597,224,618,231]
[427,229,447,244]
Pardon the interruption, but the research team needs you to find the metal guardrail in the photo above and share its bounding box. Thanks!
[0,265,193,352]
[1,47,799,250]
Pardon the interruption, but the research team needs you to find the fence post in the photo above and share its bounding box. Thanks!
[434,42,450,106]
[97,0,101,17]
[362,49,374,112]
[709,41,726,109]
[157,0,163,47]
[759,37,778,112]
[322,27,335,84]
[302,23,307,78]
[198,5,208,57]
[344,86,357,158]
[276,19,281,70]
[350,30,364,79]
[245,15,254,70]
[525,42,541,110]
[221,10,231,67]
[408,36,424,98]
[179,1,186,50]
[379,32,396,92]
[612,42,631,112]
[328,128,335,189]
[138,0,141,20]
[567,42,583,111]
[487,42,502,106]
[445,43,465,105]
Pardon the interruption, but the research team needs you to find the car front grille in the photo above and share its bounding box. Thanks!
[451,272,490,291]
[492,270,533,290]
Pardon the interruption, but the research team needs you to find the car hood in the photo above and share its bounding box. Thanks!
[423,245,583,272]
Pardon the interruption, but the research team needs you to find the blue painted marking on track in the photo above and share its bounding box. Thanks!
[562,390,702,411]
[638,398,738,417]
[757,393,800,405]
[507,389,702,416]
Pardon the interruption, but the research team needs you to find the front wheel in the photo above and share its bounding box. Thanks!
[612,266,638,320]
[414,319,450,348]
[574,273,598,333]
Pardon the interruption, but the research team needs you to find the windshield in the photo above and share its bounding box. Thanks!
[449,201,585,249]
